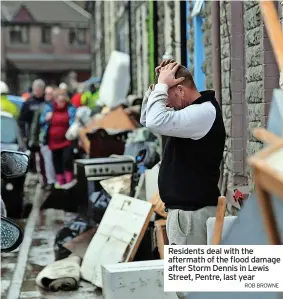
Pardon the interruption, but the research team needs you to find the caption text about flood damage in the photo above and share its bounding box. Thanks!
[164,245,283,292]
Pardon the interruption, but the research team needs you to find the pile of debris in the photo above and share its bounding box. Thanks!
[37,51,173,298]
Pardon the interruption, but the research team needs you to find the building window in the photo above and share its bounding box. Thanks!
[41,26,52,44]
[69,28,86,45]
[9,25,29,44]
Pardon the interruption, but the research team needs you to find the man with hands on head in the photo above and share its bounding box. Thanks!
[140,60,226,248]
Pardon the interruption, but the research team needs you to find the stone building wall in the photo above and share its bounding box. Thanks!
[202,1,213,89]
[156,2,165,63]
[220,0,233,186]
[187,3,194,75]
[244,1,264,186]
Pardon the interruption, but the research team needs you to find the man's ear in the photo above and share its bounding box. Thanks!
[177,85,185,96]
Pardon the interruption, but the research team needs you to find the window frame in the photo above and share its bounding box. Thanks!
[41,26,52,45]
[9,25,29,45]
[69,27,87,46]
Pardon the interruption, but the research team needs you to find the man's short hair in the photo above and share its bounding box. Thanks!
[155,63,196,89]
[32,79,45,89]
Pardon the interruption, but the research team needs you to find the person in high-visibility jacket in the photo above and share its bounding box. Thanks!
[81,84,99,111]
[0,81,19,119]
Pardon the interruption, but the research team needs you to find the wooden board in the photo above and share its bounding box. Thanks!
[259,1,283,71]
[80,194,154,288]
[154,219,168,259]
[101,260,178,299]
[150,192,167,219]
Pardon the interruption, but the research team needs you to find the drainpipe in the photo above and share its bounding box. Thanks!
[212,1,225,192]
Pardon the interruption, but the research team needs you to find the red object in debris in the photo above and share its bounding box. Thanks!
[233,189,244,206]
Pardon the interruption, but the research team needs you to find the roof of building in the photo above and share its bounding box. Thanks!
[1,1,91,25]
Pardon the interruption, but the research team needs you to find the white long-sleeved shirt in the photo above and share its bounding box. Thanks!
[140,83,216,140]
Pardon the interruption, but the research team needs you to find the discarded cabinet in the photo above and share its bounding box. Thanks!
[101,260,178,299]
[79,106,138,154]
[80,194,154,288]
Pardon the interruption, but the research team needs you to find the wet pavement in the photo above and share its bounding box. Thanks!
[1,173,103,299]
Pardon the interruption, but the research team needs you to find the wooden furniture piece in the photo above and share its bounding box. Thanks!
[79,106,138,154]
[248,128,283,245]
[87,129,131,158]
[149,191,167,219]
[259,1,283,72]
[154,219,169,259]
[80,194,154,288]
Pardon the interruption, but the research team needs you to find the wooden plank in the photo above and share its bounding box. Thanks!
[254,169,281,245]
[211,196,227,245]
[154,219,168,259]
[260,1,283,71]
[80,195,154,288]
[101,260,178,299]
[149,191,167,219]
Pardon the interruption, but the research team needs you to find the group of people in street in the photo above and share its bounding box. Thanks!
[1,78,100,190]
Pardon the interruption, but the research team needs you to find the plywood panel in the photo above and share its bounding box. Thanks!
[80,194,154,288]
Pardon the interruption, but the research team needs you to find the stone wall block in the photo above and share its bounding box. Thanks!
[244,4,261,30]
[248,103,264,122]
[245,81,264,103]
[245,65,263,82]
[246,45,262,67]
[245,27,261,46]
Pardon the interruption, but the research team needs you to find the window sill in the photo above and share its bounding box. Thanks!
[40,44,53,49]
[8,43,30,48]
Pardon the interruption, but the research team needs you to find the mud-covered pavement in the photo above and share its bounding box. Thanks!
[1,174,103,299]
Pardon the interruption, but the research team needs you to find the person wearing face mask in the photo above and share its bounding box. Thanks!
[40,89,76,188]
[141,60,226,245]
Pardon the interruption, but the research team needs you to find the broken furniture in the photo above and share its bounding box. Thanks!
[87,129,132,158]
[101,260,178,299]
[80,194,154,288]
[248,128,283,245]
[79,106,138,155]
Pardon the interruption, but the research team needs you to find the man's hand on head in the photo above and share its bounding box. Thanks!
[158,62,185,88]
[155,59,175,75]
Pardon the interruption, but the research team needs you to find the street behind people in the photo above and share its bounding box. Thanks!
[30,86,56,190]
[18,79,47,179]
[40,89,76,188]
[0,81,19,119]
